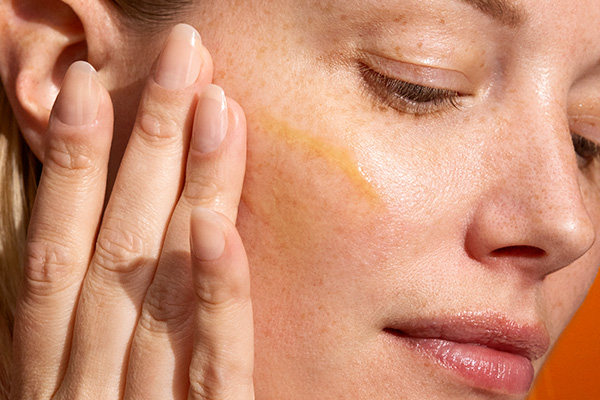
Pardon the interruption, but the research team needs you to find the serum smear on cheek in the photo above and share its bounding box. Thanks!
[241,112,390,264]
[255,114,381,204]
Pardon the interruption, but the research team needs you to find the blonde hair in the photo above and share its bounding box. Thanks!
[0,83,39,397]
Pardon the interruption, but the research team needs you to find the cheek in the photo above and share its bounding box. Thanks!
[235,112,473,334]
[238,114,391,296]
[540,243,600,342]
[235,109,460,398]
[235,114,396,378]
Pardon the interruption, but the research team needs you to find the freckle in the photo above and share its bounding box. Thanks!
[417,42,423,48]
[393,15,407,25]
[214,70,226,80]
[439,18,446,24]
[316,1,334,13]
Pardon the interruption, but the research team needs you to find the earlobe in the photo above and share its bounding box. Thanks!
[0,0,89,160]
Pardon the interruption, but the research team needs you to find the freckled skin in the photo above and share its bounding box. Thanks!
[107,0,600,398]
[198,1,600,398]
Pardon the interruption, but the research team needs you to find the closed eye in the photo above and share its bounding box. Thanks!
[358,63,463,115]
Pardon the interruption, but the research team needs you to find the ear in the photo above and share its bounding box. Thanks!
[0,0,121,160]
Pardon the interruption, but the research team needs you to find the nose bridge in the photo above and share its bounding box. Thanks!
[498,101,573,206]
[499,96,581,211]
[467,97,595,275]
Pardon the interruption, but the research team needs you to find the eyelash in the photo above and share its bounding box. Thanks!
[359,63,600,169]
[571,134,600,168]
[358,63,600,169]
[358,63,462,115]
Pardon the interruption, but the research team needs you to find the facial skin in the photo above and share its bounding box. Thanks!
[10,0,600,398]
[148,0,600,398]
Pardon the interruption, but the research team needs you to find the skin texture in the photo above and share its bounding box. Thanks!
[2,0,600,399]
[200,1,600,398]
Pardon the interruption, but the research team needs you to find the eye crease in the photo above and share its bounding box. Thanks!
[358,62,463,115]
[358,62,600,172]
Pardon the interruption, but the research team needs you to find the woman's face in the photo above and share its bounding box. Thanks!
[130,0,600,398]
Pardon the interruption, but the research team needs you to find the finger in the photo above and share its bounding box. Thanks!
[126,88,247,399]
[181,87,247,222]
[11,62,112,398]
[187,208,254,400]
[58,24,213,398]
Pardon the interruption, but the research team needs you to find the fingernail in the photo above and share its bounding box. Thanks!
[190,208,226,261]
[155,24,203,90]
[55,61,100,126]
[193,84,228,153]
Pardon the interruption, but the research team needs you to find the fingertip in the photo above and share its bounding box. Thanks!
[155,24,203,90]
[192,84,228,154]
[54,61,101,126]
[226,97,247,134]
[45,61,113,161]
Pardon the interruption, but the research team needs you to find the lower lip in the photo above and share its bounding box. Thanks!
[396,335,534,394]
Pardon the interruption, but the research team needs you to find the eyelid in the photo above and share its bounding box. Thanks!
[363,53,474,95]
[570,115,600,141]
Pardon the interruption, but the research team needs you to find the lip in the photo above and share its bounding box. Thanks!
[384,312,550,395]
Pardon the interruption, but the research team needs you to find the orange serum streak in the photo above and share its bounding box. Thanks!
[256,115,381,204]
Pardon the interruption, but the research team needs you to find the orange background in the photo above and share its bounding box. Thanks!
[528,273,600,399]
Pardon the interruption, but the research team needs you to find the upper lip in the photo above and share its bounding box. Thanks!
[385,311,550,361]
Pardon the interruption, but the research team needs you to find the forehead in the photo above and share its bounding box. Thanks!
[300,0,600,73]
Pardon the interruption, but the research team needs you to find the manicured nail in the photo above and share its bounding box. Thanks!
[193,84,228,153]
[155,24,202,90]
[55,61,100,126]
[190,208,226,261]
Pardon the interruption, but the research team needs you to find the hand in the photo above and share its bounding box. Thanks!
[11,24,254,399]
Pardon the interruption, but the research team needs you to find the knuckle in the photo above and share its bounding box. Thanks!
[136,110,183,149]
[189,361,252,400]
[45,140,98,176]
[24,239,81,294]
[183,175,223,206]
[195,286,239,312]
[188,378,222,400]
[93,223,148,275]
[139,283,194,333]
[194,278,250,311]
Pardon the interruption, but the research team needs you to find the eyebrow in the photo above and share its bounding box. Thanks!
[460,0,525,27]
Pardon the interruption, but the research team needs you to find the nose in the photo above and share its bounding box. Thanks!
[464,104,596,279]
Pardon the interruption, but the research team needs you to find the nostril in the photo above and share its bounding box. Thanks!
[491,246,546,258]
